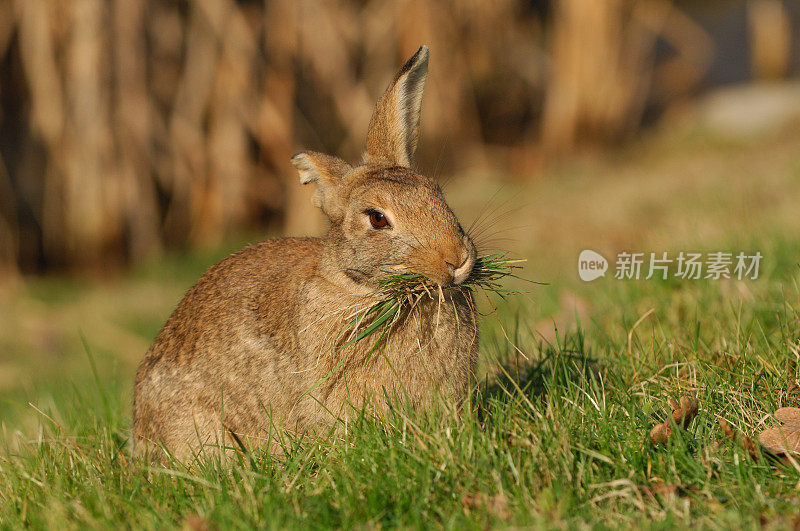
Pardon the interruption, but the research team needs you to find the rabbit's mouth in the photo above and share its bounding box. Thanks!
[449,254,475,285]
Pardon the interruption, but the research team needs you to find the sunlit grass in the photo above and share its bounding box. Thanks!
[3,130,800,527]
[2,239,800,527]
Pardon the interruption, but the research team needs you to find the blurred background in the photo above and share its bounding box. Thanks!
[1,0,799,429]
[1,0,799,274]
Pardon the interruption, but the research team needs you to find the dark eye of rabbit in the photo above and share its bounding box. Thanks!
[366,209,389,229]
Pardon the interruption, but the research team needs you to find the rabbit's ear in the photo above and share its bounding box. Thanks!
[363,45,429,167]
[291,151,352,221]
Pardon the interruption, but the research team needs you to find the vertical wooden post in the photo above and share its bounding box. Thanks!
[263,0,323,237]
[748,0,791,80]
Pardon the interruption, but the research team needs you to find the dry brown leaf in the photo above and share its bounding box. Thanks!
[720,417,795,465]
[758,407,800,455]
[181,515,209,531]
[461,492,511,521]
[759,513,800,530]
[719,419,761,461]
[649,395,699,445]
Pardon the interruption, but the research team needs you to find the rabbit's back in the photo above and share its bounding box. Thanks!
[133,237,323,456]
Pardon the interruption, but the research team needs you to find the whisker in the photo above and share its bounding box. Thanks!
[466,186,507,235]
[467,203,523,240]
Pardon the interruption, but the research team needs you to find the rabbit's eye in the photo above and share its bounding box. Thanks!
[366,209,390,229]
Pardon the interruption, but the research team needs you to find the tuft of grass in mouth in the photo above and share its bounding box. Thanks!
[338,253,525,356]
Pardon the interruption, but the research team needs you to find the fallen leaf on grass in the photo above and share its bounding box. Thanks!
[462,492,511,521]
[719,419,761,461]
[649,395,699,445]
[637,482,679,502]
[759,513,800,530]
[638,481,700,505]
[758,407,800,456]
[181,515,209,531]
[720,416,799,465]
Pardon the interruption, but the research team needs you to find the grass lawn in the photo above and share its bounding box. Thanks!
[1,126,800,528]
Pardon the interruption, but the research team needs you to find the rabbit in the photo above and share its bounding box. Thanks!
[132,46,478,460]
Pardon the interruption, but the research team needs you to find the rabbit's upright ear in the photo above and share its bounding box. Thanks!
[291,151,352,222]
[363,46,429,167]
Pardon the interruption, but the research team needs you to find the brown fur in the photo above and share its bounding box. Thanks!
[132,46,478,460]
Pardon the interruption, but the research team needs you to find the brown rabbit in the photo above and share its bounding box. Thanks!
[133,46,478,460]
